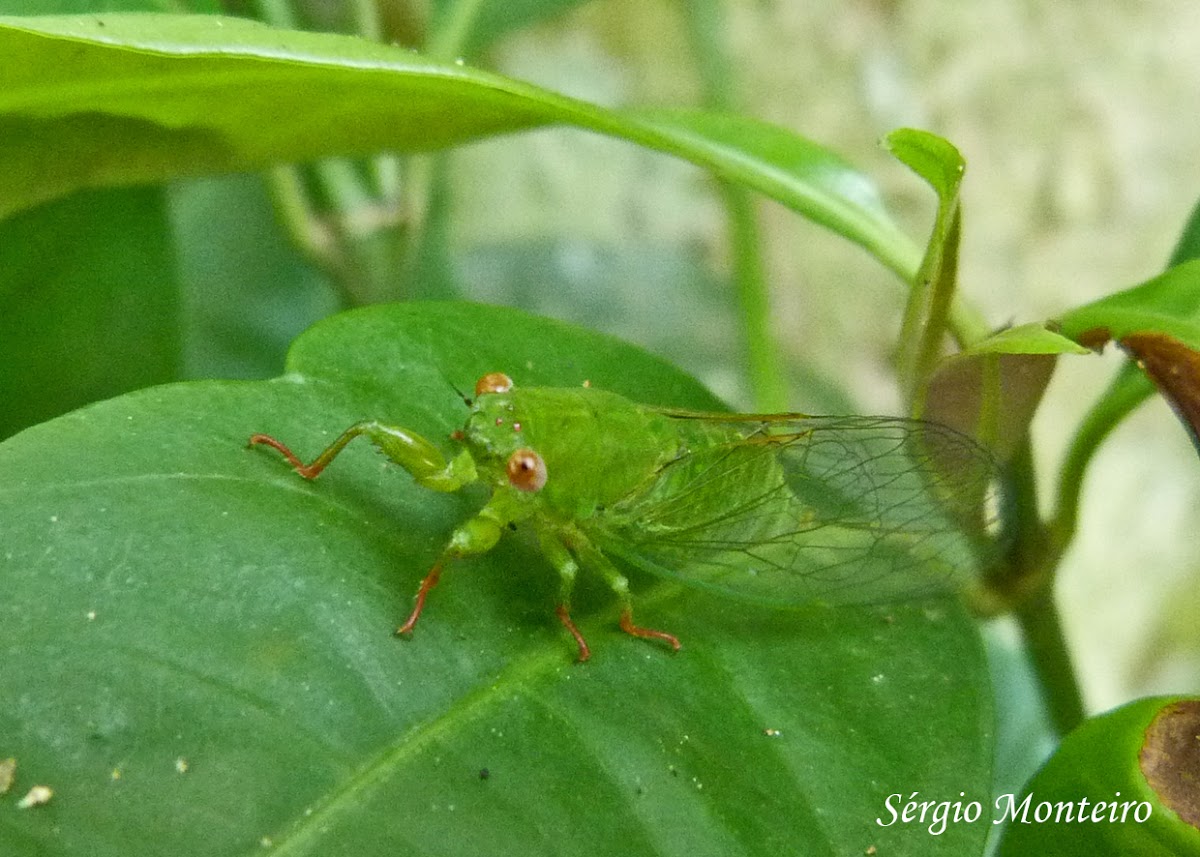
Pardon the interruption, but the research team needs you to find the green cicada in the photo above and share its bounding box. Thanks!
[250,371,995,661]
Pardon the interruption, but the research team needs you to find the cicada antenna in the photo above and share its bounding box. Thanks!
[437,366,472,407]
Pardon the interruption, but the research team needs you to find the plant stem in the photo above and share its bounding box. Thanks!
[1013,586,1086,736]
[425,0,488,61]
[901,206,963,415]
[254,0,412,306]
[998,438,1085,736]
[348,0,383,42]
[721,184,789,411]
[1050,371,1151,552]
[680,0,788,411]
[251,0,297,28]
[265,165,338,277]
[343,0,404,207]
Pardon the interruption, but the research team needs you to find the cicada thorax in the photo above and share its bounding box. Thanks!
[460,379,681,520]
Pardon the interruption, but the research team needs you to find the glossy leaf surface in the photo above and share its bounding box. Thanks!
[996,696,1200,856]
[0,303,990,856]
[0,13,917,278]
[1058,260,1200,447]
[0,186,179,439]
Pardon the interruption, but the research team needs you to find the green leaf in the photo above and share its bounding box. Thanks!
[0,0,202,12]
[170,174,339,381]
[884,129,966,203]
[920,326,1086,456]
[957,323,1092,357]
[1166,195,1200,270]
[1068,202,1200,426]
[995,696,1200,856]
[1050,215,1200,553]
[1057,259,1200,350]
[0,186,179,440]
[632,108,919,278]
[884,128,973,410]
[0,302,992,856]
[0,13,916,278]
[1057,260,1200,448]
[1058,237,1200,424]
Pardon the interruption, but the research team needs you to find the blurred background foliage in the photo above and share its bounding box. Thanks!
[2,0,1199,817]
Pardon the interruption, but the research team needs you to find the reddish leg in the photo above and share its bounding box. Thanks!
[555,604,592,663]
[249,421,474,492]
[396,561,444,636]
[565,532,682,656]
[619,609,682,652]
[248,434,330,479]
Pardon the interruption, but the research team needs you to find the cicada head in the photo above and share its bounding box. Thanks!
[461,373,546,493]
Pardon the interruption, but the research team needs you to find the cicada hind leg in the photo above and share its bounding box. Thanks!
[540,526,681,662]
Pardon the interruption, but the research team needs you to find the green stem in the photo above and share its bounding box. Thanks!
[997,438,1085,736]
[345,0,403,203]
[348,0,383,42]
[251,0,297,28]
[680,0,787,411]
[902,206,963,415]
[362,0,490,304]
[265,166,338,277]
[721,184,789,411]
[1013,587,1086,736]
[426,0,488,61]
[253,0,408,306]
[1050,372,1151,553]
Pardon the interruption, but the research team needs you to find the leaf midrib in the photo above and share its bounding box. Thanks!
[260,579,682,856]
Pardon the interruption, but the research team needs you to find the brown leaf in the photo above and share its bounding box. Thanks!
[1139,699,1200,829]
[1120,331,1200,450]
[923,353,1056,462]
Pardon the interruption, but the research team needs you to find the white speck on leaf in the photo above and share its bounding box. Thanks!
[17,785,53,809]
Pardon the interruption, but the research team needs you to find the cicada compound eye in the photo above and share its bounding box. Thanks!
[506,448,547,492]
[475,372,513,397]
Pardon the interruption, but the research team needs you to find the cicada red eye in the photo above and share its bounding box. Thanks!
[506,448,547,492]
[475,372,514,397]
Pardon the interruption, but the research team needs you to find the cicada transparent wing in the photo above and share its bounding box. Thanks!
[591,413,998,607]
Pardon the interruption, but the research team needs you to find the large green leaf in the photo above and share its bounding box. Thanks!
[0,303,991,855]
[1067,198,1200,423]
[0,12,918,279]
[0,186,179,440]
[170,174,338,381]
[1057,259,1200,448]
[1057,259,1200,350]
[996,696,1200,856]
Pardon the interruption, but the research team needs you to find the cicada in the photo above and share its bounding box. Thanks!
[249,372,994,661]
